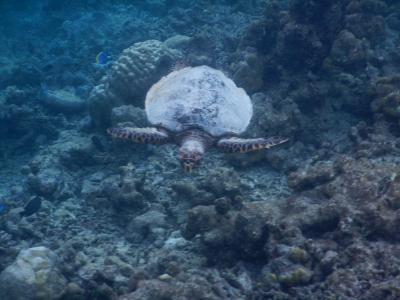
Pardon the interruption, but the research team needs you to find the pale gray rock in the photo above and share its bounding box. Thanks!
[0,246,67,300]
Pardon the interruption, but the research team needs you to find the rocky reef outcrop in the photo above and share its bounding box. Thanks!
[1,0,400,299]
[0,246,67,300]
[88,40,181,127]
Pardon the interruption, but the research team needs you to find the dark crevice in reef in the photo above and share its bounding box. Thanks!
[301,214,341,239]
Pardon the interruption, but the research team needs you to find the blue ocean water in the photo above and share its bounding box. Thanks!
[1,0,400,299]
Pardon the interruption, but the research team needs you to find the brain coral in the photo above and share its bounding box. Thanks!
[89,40,181,127]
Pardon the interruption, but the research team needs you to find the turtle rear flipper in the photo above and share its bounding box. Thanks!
[107,127,170,144]
[217,136,288,153]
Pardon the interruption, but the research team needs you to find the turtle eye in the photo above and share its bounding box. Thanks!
[180,153,201,163]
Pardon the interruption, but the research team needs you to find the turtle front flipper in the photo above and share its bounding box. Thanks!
[217,136,288,153]
[107,127,170,144]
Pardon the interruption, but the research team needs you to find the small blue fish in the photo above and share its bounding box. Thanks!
[96,51,109,65]
[40,83,49,96]
[0,203,7,215]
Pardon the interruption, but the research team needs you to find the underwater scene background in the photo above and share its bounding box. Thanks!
[1,0,400,299]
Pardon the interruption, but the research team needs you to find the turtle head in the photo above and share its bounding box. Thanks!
[179,138,205,173]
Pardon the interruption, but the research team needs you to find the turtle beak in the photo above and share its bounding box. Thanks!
[183,162,193,173]
[179,148,204,174]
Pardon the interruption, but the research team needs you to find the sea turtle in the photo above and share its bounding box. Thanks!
[107,66,288,172]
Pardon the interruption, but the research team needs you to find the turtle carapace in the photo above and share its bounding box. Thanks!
[108,66,288,172]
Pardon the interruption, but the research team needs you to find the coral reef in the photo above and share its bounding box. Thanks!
[330,30,367,69]
[1,0,400,299]
[370,75,400,122]
[0,246,67,300]
[231,50,264,93]
[88,40,181,127]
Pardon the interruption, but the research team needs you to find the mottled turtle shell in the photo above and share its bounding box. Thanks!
[145,66,253,137]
